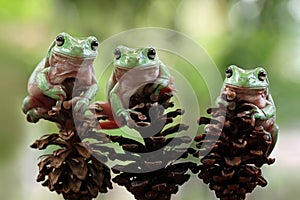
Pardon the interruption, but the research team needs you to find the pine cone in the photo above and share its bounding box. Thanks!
[30,116,113,200]
[193,102,275,200]
[29,79,113,200]
[102,83,195,200]
[113,162,196,200]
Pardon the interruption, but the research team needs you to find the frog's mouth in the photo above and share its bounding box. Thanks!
[114,64,159,81]
[53,51,97,59]
[53,51,95,60]
[225,84,267,94]
[51,52,95,67]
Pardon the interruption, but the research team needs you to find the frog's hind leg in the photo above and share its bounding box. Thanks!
[90,101,114,120]
[98,121,120,129]
[266,124,279,156]
[22,96,53,123]
[90,101,122,129]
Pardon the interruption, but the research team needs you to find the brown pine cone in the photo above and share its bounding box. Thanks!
[100,83,195,200]
[192,103,275,200]
[28,73,114,200]
[30,91,114,200]
[30,126,113,200]
[113,162,196,200]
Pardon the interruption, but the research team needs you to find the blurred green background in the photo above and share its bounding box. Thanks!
[1,0,300,199]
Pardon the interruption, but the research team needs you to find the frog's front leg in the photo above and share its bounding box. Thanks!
[252,97,278,156]
[237,101,276,129]
[215,94,228,107]
[266,123,278,156]
[109,84,136,128]
[252,99,276,121]
[37,68,67,113]
[72,84,98,114]
[151,66,173,101]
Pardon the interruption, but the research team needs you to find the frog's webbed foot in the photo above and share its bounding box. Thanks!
[119,107,147,128]
[237,104,266,126]
[252,108,267,120]
[150,81,172,102]
[88,101,112,120]
[22,96,50,123]
[48,95,65,116]
[48,103,61,116]
[26,108,48,123]
[40,84,67,115]
[237,110,258,127]
[88,101,104,114]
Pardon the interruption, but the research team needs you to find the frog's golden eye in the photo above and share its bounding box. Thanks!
[225,66,233,78]
[147,48,156,60]
[55,34,65,46]
[258,69,267,81]
[91,40,99,51]
[114,48,121,60]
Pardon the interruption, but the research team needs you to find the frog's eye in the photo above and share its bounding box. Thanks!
[225,66,233,78]
[91,40,99,51]
[147,48,156,60]
[258,69,267,81]
[114,48,121,60]
[55,34,65,46]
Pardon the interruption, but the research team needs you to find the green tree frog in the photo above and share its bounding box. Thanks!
[22,32,99,123]
[98,45,174,129]
[217,65,278,155]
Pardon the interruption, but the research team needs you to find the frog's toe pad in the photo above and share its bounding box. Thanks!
[26,110,41,123]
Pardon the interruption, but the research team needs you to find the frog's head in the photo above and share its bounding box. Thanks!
[224,65,269,89]
[113,46,160,69]
[49,32,99,59]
